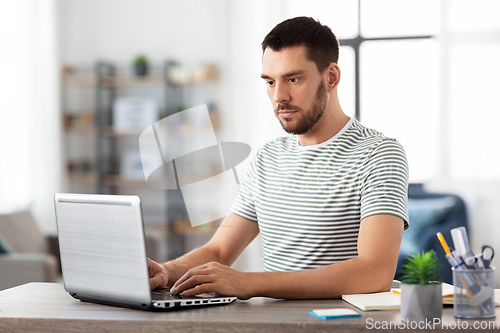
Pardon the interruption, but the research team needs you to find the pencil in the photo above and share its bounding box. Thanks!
[437,232,452,255]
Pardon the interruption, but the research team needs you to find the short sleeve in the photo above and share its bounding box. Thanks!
[360,138,409,229]
[229,152,259,222]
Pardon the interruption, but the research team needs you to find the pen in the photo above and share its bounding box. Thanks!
[450,227,471,258]
[436,232,494,314]
[436,232,480,294]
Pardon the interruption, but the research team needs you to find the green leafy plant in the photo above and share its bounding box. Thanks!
[401,250,442,285]
[133,55,148,66]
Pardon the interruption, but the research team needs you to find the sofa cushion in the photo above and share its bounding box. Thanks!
[0,253,59,291]
[0,210,48,253]
[400,197,456,255]
[0,232,12,253]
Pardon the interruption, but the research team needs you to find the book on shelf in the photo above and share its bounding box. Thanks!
[120,149,144,180]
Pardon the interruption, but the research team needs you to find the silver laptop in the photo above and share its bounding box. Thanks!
[54,193,236,311]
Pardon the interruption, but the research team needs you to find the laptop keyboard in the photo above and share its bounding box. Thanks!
[151,290,184,300]
[151,289,219,301]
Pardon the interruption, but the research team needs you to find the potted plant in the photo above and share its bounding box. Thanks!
[133,55,149,76]
[400,250,443,321]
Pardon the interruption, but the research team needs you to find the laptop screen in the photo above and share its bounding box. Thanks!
[54,193,151,304]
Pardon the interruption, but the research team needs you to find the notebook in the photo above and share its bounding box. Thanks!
[342,282,500,311]
[342,290,401,311]
[54,193,237,311]
[309,308,361,319]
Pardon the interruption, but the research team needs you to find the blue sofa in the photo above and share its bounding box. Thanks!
[395,184,469,284]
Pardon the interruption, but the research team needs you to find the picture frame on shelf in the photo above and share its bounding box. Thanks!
[113,97,159,132]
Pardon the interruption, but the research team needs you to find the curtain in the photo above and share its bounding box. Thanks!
[0,0,62,231]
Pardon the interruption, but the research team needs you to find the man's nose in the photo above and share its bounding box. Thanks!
[273,82,290,104]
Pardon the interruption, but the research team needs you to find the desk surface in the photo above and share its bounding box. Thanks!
[0,283,498,333]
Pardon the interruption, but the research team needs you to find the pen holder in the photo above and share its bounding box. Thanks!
[453,267,495,319]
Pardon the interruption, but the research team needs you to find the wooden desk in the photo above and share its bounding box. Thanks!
[0,283,498,332]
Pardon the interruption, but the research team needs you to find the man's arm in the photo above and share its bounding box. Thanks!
[170,214,403,299]
[149,213,259,289]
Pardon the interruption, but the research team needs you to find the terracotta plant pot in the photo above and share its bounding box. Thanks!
[400,283,442,321]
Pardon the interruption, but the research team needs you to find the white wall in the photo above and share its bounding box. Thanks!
[60,0,228,63]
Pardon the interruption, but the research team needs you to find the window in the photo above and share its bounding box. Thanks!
[360,0,440,37]
[288,0,439,181]
[286,0,500,182]
[361,39,439,181]
[261,0,500,182]
[445,0,500,180]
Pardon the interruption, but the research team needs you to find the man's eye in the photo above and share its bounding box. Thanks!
[289,78,299,83]
[266,81,275,87]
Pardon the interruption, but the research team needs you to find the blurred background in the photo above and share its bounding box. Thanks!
[1,0,500,289]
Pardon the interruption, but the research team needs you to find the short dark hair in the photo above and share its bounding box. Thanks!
[262,17,339,72]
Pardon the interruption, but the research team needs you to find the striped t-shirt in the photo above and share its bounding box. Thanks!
[230,117,409,272]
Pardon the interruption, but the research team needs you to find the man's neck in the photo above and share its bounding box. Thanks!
[297,108,350,147]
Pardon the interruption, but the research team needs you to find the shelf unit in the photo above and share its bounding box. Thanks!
[62,61,221,260]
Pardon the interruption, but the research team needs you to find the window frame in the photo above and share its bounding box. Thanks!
[339,0,435,120]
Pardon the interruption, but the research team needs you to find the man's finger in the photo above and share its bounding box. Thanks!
[171,274,214,294]
[172,266,210,290]
[147,258,157,275]
[181,283,215,297]
[150,278,156,289]
[150,272,167,290]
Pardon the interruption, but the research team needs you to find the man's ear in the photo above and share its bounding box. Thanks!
[326,63,341,91]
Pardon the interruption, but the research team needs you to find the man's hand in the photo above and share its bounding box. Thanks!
[170,261,252,300]
[147,215,258,293]
[148,258,169,289]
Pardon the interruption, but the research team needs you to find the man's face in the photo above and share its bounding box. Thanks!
[261,45,328,135]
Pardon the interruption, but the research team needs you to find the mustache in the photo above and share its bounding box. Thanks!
[275,103,301,113]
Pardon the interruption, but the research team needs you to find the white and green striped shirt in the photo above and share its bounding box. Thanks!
[230,117,409,272]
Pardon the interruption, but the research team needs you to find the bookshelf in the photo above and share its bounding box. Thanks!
[61,61,221,260]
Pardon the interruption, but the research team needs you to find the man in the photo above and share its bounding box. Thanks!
[148,17,409,300]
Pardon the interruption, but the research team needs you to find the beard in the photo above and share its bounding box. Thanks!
[274,81,328,135]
